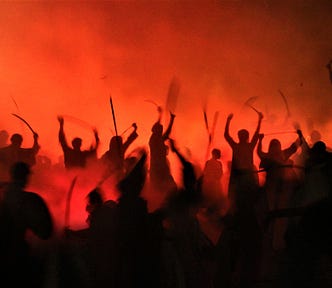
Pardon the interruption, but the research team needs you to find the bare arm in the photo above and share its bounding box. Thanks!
[257,133,266,159]
[250,112,264,147]
[168,138,186,165]
[224,113,236,147]
[284,130,302,159]
[162,112,176,140]
[169,138,196,191]
[298,129,310,154]
[123,123,138,153]
[57,116,69,149]
[32,132,40,154]
[90,128,100,151]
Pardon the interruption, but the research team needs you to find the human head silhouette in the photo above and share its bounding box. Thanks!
[212,148,221,159]
[152,122,163,135]
[10,134,23,148]
[238,129,249,143]
[71,137,82,150]
[268,139,281,154]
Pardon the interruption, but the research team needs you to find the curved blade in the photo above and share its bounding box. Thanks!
[12,113,36,134]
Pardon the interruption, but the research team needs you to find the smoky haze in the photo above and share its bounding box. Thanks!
[0,1,331,230]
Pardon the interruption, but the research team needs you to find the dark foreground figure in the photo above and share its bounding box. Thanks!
[0,162,53,288]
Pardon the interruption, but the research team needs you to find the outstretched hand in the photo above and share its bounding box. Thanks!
[33,132,39,140]
[227,113,234,121]
[132,123,137,130]
[258,133,264,140]
[57,116,64,125]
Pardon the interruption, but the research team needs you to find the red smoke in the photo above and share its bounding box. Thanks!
[1,1,332,230]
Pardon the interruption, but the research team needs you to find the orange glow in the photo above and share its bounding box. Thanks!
[1,1,332,230]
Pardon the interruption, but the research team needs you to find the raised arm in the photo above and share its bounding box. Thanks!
[57,116,69,149]
[168,138,196,191]
[250,112,264,146]
[90,128,100,151]
[168,138,186,166]
[283,130,303,159]
[298,129,310,155]
[257,133,266,159]
[123,123,138,153]
[224,113,236,147]
[32,132,40,154]
[162,112,176,140]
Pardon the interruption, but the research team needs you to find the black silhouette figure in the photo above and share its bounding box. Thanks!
[89,149,151,288]
[59,188,108,288]
[279,148,332,288]
[299,138,332,206]
[201,148,227,212]
[0,132,39,181]
[58,116,99,170]
[161,139,217,288]
[0,162,53,288]
[149,107,177,196]
[257,131,302,250]
[100,123,138,182]
[65,188,105,240]
[224,112,263,214]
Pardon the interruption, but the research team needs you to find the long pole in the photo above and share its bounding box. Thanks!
[109,96,118,136]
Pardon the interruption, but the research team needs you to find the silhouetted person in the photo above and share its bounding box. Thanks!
[100,123,138,182]
[224,112,263,214]
[149,108,177,196]
[58,116,99,170]
[280,155,332,288]
[257,131,302,251]
[299,139,332,206]
[224,112,264,288]
[89,149,152,288]
[59,188,108,288]
[0,162,53,288]
[202,148,227,213]
[0,132,39,181]
[115,149,152,288]
[65,188,105,240]
[159,138,218,288]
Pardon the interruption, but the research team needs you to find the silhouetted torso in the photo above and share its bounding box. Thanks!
[0,162,53,288]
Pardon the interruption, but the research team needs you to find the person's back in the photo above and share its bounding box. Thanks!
[0,133,40,181]
[57,116,99,170]
[0,162,53,288]
[202,148,225,210]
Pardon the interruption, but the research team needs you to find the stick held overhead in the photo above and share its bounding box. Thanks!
[109,96,118,136]
[278,89,291,120]
[166,77,180,114]
[244,96,261,115]
[11,113,36,135]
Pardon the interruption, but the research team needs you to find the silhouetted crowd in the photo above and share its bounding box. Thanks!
[0,102,332,288]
